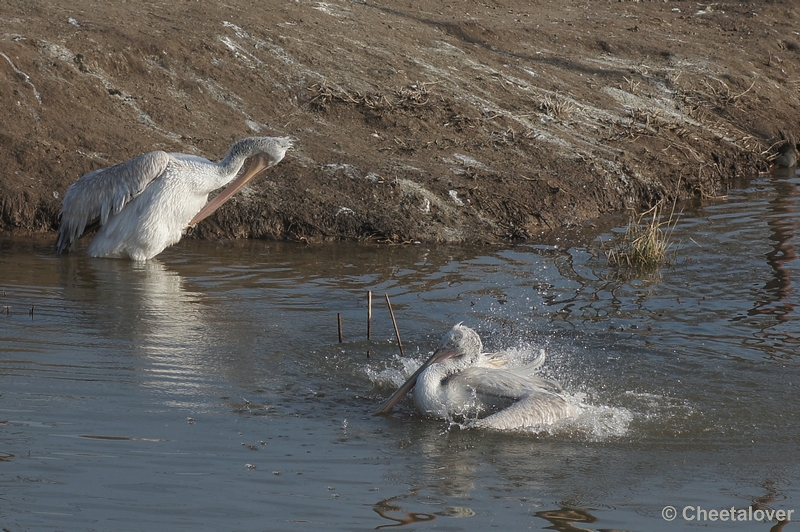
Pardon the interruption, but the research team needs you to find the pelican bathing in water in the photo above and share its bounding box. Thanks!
[377,323,577,430]
[56,136,294,260]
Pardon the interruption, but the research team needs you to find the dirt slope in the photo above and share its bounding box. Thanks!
[1,0,798,245]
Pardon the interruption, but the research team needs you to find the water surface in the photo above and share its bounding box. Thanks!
[1,170,799,530]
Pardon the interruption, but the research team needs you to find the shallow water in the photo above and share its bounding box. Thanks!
[2,170,799,531]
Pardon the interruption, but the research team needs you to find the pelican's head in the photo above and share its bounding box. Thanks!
[235,136,296,166]
[436,323,483,368]
[190,136,296,225]
[375,323,483,414]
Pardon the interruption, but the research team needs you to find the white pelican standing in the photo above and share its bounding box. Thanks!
[376,323,577,430]
[56,136,294,260]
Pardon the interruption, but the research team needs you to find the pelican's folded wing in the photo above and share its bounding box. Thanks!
[56,151,170,253]
[482,348,547,372]
[472,390,574,430]
[454,368,573,429]
[453,367,541,399]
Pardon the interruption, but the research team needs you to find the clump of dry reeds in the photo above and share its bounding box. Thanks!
[307,80,438,113]
[605,200,677,270]
[539,93,576,119]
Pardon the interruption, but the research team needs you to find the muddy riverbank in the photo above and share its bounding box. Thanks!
[1,0,798,245]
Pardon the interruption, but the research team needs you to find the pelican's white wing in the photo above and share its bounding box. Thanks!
[482,348,546,372]
[472,390,574,430]
[453,367,558,399]
[481,351,510,369]
[480,349,564,392]
[453,367,573,429]
[57,151,171,253]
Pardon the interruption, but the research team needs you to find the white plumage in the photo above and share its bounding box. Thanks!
[56,136,294,260]
[377,323,577,430]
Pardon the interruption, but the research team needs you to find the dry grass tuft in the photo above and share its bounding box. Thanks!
[605,200,678,271]
[307,80,438,113]
[539,93,576,119]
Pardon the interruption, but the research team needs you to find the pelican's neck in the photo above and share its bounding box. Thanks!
[216,140,258,186]
[418,363,454,390]
[414,361,465,416]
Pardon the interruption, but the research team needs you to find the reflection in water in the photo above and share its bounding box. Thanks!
[753,478,792,532]
[372,490,475,529]
[373,490,437,529]
[750,170,799,321]
[417,427,479,497]
[534,507,599,532]
[59,257,216,401]
[771,521,790,532]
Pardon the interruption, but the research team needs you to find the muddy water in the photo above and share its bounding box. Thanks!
[2,171,799,531]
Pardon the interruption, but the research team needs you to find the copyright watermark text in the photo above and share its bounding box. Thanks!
[662,505,793,522]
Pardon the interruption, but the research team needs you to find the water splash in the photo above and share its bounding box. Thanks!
[367,345,634,441]
[522,393,634,441]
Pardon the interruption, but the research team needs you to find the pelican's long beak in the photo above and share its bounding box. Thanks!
[189,154,274,226]
[375,346,459,414]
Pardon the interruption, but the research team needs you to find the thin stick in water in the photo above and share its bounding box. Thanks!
[337,313,343,343]
[384,293,405,358]
[367,290,373,341]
